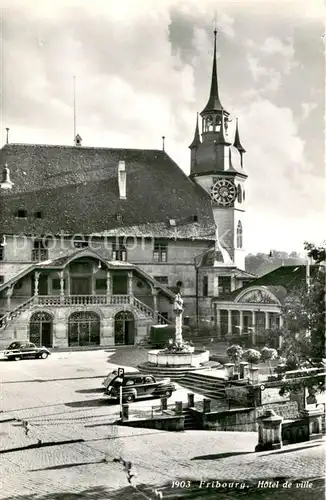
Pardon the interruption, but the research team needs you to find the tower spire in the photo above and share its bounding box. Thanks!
[189,113,201,148]
[201,29,224,115]
[233,118,246,153]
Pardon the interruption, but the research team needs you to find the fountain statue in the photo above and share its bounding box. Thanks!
[139,291,209,376]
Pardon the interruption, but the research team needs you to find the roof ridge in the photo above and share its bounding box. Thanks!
[2,143,165,153]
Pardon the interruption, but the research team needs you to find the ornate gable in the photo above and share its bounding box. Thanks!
[235,287,280,304]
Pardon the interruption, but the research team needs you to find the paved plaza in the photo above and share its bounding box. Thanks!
[0,348,325,499]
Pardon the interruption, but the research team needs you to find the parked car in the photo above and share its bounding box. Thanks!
[103,371,176,403]
[4,341,51,361]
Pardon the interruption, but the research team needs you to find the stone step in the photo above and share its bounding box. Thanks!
[137,362,207,379]
[177,380,226,400]
[181,376,226,390]
[184,372,226,384]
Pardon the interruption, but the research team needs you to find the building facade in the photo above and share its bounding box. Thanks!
[0,31,255,349]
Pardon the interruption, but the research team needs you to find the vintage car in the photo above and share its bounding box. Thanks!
[103,371,176,403]
[4,341,51,361]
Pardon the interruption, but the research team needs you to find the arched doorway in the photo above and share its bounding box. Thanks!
[30,311,53,347]
[68,311,100,347]
[114,311,135,345]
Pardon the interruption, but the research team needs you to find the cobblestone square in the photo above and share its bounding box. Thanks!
[0,349,325,499]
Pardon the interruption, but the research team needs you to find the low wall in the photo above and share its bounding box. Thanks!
[116,414,184,432]
[188,400,299,432]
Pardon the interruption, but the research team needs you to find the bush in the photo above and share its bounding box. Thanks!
[244,349,261,366]
[226,345,243,364]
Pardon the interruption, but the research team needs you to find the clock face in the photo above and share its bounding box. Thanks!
[211,179,237,206]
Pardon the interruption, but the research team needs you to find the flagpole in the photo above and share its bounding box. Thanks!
[73,76,76,141]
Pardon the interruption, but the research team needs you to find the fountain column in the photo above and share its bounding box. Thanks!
[173,293,184,348]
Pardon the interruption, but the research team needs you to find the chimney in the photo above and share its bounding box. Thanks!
[118,161,126,199]
[74,134,82,147]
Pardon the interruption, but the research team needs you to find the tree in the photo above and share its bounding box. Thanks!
[261,347,278,375]
[277,242,325,391]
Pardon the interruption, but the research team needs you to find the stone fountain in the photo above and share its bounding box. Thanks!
[138,293,210,378]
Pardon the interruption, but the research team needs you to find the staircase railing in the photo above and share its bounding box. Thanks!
[0,296,36,330]
[132,296,173,325]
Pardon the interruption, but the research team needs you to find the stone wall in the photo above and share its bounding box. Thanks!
[188,400,299,433]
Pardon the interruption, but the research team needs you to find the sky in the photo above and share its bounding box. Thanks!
[0,0,325,254]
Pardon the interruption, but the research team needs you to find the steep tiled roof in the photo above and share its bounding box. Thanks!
[0,144,215,235]
[216,265,319,302]
[94,222,215,240]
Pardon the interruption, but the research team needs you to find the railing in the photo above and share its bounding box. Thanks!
[0,296,35,330]
[0,294,173,330]
[132,296,172,325]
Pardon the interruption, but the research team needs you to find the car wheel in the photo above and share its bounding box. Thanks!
[14,356,21,361]
[164,390,172,397]
[40,352,48,359]
[125,394,135,403]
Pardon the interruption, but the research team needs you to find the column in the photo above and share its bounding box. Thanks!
[227,310,232,334]
[6,286,13,310]
[239,310,244,335]
[265,311,270,330]
[127,271,133,296]
[251,310,256,345]
[106,270,112,298]
[152,290,158,323]
[278,315,283,348]
[59,271,65,304]
[215,307,221,338]
[230,275,236,291]
[34,272,40,297]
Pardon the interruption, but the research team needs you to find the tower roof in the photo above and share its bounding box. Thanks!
[189,113,201,149]
[200,30,226,116]
[233,118,246,153]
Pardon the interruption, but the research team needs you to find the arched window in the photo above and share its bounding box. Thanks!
[243,189,246,201]
[237,184,242,203]
[237,221,243,248]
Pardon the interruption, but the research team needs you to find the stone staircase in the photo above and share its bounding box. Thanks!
[137,363,208,379]
[178,371,227,400]
[182,408,198,430]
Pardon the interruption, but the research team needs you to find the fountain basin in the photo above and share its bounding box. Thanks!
[148,349,209,368]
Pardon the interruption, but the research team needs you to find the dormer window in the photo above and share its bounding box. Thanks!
[116,213,123,222]
[16,210,27,218]
[112,241,127,261]
[192,215,198,222]
[34,211,43,219]
[168,219,176,227]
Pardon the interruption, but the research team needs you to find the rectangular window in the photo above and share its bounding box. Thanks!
[32,240,49,261]
[218,276,231,294]
[154,276,169,285]
[96,279,107,290]
[203,276,208,297]
[0,276,4,284]
[0,247,3,261]
[153,240,167,262]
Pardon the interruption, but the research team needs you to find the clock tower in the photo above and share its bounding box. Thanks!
[189,30,247,270]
